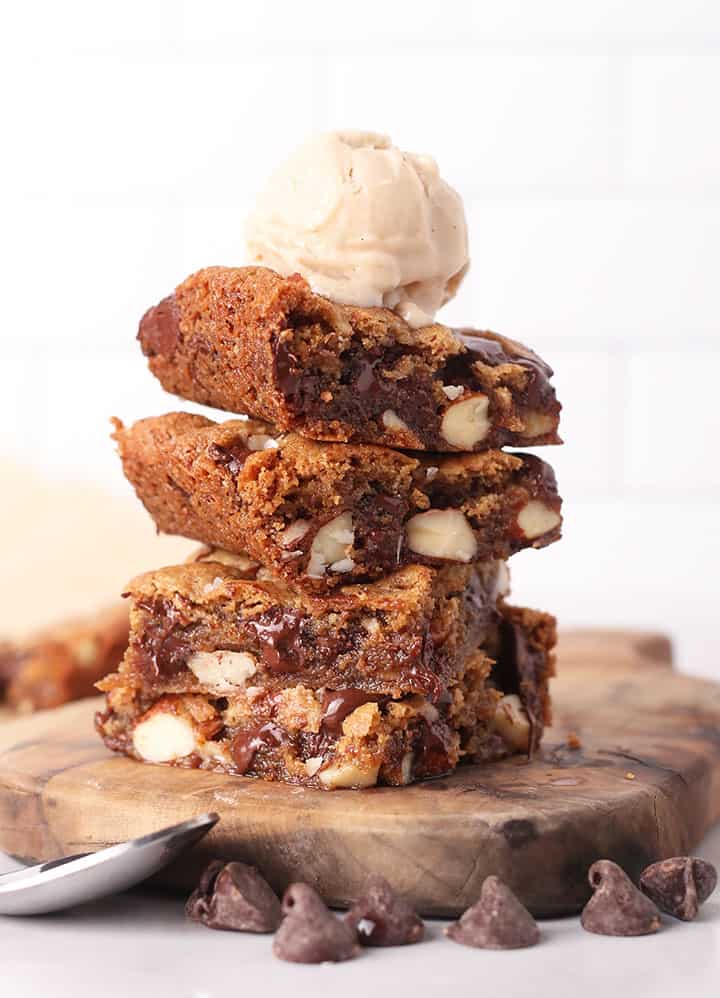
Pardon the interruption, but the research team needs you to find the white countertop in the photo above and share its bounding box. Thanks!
[2,825,718,998]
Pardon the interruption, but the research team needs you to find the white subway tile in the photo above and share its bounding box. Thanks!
[624,349,720,494]
[523,348,617,499]
[441,197,720,340]
[327,51,615,190]
[626,52,720,187]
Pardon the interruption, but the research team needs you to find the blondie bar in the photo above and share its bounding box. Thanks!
[138,267,561,452]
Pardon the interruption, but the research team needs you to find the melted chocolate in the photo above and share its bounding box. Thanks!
[248,608,306,672]
[134,598,195,678]
[138,295,180,357]
[449,329,555,413]
[210,439,250,476]
[320,689,385,736]
[230,722,288,774]
[274,338,302,398]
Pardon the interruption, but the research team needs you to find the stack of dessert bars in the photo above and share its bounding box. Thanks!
[96,267,562,790]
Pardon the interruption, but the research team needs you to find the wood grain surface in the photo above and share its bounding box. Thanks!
[0,629,718,917]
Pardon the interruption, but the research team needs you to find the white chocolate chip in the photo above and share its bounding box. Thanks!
[318,759,381,790]
[405,509,478,562]
[381,409,410,432]
[522,410,556,437]
[517,500,561,540]
[492,694,531,752]
[441,384,465,400]
[306,513,355,578]
[247,434,279,451]
[133,712,196,763]
[186,650,258,690]
[305,756,324,777]
[440,393,490,449]
[278,519,311,548]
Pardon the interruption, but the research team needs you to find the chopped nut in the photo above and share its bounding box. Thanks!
[318,759,381,790]
[446,876,539,949]
[424,466,439,482]
[305,756,324,777]
[133,710,196,763]
[522,410,556,437]
[195,549,259,572]
[382,409,410,432]
[306,513,355,578]
[441,384,465,400]
[187,650,257,690]
[492,694,531,752]
[581,860,661,936]
[517,500,561,540]
[247,434,279,451]
[278,519,311,548]
[440,393,490,448]
[405,509,477,562]
[640,857,717,921]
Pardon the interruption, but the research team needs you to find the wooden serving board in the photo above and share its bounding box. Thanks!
[1,628,719,917]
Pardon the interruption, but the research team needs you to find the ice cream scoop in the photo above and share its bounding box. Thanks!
[245,131,469,328]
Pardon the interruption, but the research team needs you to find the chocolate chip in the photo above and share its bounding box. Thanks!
[272,883,360,964]
[445,876,540,949]
[138,295,180,356]
[639,857,717,921]
[185,860,281,932]
[581,860,661,936]
[345,875,424,946]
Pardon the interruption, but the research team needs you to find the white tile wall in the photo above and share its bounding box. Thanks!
[1,0,718,674]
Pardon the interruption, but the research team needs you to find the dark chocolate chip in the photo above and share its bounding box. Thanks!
[321,690,384,737]
[581,860,661,936]
[230,722,288,775]
[639,857,717,921]
[345,875,424,946]
[185,860,281,933]
[445,876,540,949]
[248,607,306,673]
[138,295,180,356]
[273,883,360,964]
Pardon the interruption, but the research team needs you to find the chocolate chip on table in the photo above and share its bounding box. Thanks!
[445,876,540,949]
[273,884,360,964]
[639,857,717,921]
[581,860,661,936]
[345,875,425,946]
[185,860,282,932]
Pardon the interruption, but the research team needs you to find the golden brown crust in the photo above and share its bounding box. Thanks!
[138,266,561,452]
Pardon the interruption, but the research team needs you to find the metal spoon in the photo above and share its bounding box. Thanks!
[0,813,219,915]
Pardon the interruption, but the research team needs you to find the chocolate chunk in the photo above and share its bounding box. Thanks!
[639,857,717,921]
[138,295,180,356]
[230,722,288,775]
[321,690,384,737]
[248,607,306,673]
[581,860,661,936]
[345,875,424,946]
[210,440,250,476]
[445,876,540,949]
[272,883,360,964]
[185,860,282,932]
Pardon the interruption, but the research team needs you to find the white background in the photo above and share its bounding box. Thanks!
[0,0,719,675]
